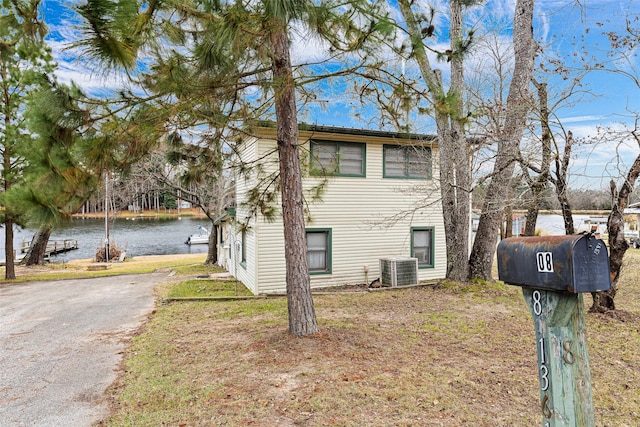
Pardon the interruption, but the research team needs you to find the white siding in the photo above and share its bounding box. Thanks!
[232,128,447,294]
[231,137,261,294]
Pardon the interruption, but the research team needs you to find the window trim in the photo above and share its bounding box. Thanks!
[240,229,247,269]
[383,144,432,179]
[310,140,366,177]
[306,228,332,275]
[411,226,435,269]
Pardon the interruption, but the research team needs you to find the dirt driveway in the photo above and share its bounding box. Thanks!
[0,273,166,427]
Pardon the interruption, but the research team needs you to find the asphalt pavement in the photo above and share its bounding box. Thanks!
[0,273,167,427]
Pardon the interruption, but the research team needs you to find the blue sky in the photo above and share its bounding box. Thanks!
[38,0,640,190]
[535,0,640,189]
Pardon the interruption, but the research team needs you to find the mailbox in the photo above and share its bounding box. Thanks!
[497,234,611,293]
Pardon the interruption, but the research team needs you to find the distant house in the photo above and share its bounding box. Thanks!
[624,202,640,247]
[215,124,447,294]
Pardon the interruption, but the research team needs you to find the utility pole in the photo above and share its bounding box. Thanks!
[104,172,110,262]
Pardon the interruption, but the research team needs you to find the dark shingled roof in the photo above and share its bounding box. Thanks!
[253,120,437,142]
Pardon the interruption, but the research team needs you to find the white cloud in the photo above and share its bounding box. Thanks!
[560,115,608,124]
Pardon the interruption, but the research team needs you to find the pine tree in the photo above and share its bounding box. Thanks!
[8,82,98,265]
[0,0,54,278]
[73,0,390,335]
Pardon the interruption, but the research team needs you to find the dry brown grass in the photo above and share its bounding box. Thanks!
[98,250,640,427]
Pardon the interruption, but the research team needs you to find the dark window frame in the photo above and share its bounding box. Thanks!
[383,144,432,179]
[306,228,332,274]
[310,140,366,177]
[240,229,247,268]
[411,226,435,268]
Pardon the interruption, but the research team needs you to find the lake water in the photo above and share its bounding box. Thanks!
[534,214,598,235]
[2,217,210,263]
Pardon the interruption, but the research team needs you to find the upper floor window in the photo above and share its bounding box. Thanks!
[310,140,365,177]
[383,145,432,179]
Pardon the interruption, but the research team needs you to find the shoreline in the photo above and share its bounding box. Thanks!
[66,252,207,265]
[72,207,207,220]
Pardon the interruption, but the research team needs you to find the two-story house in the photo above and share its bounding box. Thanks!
[215,124,447,294]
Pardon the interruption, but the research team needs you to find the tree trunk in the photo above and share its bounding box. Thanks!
[440,129,471,282]
[443,0,471,281]
[22,225,52,266]
[524,202,540,236]
[523,80,552,236]
[3,84,15,279]
[468,0,536,280]
[397,0,471,282]
[504,205,513,238]
[205,223,218,265]
[3,136,15,279]
[554,131,575,235]
[4,218,15,279]
[270,24,318,336]
[591,155,640,312]
[558,189,575,235]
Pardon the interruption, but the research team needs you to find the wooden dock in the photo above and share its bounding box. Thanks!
[21,239,79,257]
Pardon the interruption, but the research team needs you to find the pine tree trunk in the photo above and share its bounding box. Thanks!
[3,136,15,278]
[3,103,15,278]
[270,24,318,336]
[22,225,52,266]
[469,0,536,280]
[4,218,15,279]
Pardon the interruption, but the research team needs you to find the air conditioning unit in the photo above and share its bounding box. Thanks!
[379,257,419,287]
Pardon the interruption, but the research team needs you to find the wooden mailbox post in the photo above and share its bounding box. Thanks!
[497,234,611,427]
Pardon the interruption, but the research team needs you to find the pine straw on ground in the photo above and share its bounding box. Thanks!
[100,258,640,427]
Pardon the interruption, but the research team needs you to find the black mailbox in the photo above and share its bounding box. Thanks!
[497,234,612,293]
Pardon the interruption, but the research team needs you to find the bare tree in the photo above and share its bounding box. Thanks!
[395,0,474,282]
[592,127,640,312]
[468,0,537,280]
[120,144,232,266]
[520,80,552,235]
[552,131,576,235]
[570,10,640,311]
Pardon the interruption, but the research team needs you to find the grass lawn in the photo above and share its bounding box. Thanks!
[90,250,640,426]
[3,248,637,425]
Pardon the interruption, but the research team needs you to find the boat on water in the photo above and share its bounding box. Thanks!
[185,225,210,245]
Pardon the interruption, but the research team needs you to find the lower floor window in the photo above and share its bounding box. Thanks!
[241,230,247,264]
[307,229,331,273]
[411,227,434,268]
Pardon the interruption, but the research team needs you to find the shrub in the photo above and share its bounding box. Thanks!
[95,241,123,262]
